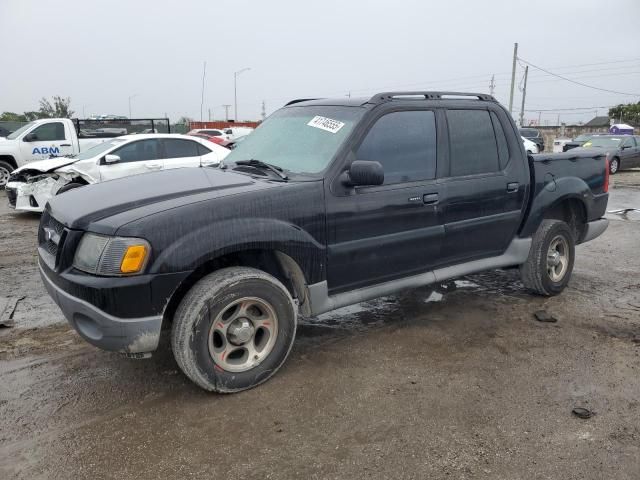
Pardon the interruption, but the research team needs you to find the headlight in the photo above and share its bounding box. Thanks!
[73,233,151,276]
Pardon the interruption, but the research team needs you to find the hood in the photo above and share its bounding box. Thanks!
[47,167,279,232]
[13,156,78,174]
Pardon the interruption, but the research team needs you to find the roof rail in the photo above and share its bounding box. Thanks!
[284,98,321,106]
[368,91,497,104]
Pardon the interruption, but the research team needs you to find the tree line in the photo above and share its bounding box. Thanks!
[608,102,640,125]
[0,96,74,122]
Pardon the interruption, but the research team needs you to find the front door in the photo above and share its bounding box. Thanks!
[620,136,640,168]
[326,109,444,293]
[20,121,73,163]
[438,108,527,265]
[99,139,163,181]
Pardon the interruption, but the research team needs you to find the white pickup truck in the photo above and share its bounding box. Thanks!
[0,118,112,188]
[0,117,169,188]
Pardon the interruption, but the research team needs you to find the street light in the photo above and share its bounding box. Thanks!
[234,68,251,121]
[128,94,139,119]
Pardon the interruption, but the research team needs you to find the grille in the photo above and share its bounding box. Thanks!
[6,187,17,207]
[38,211,66,268]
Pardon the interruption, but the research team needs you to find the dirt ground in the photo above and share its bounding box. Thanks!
[1,171,639,480]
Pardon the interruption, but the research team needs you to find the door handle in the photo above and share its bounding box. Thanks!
[145,163,162,170]
[60,144,71,147]
[423,193,439,205]
[507,182,519,193]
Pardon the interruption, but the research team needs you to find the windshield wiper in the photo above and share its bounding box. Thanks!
[234,159,288,181]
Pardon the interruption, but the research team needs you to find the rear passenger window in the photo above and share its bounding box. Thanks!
[356,110,437,184]
[197,143,212,155]
[447,110,500,176]
[490,112,510,169]
[164,139,200,158]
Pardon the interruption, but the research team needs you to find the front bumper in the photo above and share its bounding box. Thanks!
[40,262,164,353]
[5,179,61,213]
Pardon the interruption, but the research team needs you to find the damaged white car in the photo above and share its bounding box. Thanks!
[5,134,229,213]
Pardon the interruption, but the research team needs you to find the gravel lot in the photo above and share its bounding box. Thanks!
[1,171,639,479]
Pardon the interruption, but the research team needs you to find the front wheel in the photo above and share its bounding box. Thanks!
[609,157,620,175]
[0,160,13,189]
[171,267,297,393]
[520,219,575,296]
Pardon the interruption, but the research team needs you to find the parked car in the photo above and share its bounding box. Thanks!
[519,128,544,152]
[188,132,227,145]
[562,133,602,152]
[522,136,539,154]
[188,128,229,141]
[0,117,167,188]
[223,126,254,141]
[579,135,640,174]
[5,134,229,212]
[39,91,609,393]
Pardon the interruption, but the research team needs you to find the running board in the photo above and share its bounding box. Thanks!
[307,238,532,316]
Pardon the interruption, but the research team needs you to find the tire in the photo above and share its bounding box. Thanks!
[0,160,14,189]
[171,267,297,393]
[609,157,620,175]
[520,219,575,296]
[56,182,84,195]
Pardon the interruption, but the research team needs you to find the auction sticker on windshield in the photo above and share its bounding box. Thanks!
[307,116,345,134]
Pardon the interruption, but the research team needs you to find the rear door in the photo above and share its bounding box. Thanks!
[438,108,527,265]
[326,108,444,292]
[19,121,73,162]
[99,139,163,181]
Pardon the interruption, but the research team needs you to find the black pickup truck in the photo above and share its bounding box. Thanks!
[39,92,609,392]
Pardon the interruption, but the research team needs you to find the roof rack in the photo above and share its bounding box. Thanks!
[284,98,322,106]
[368,91,497,104]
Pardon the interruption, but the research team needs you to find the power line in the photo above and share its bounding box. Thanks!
[517,57,640,97]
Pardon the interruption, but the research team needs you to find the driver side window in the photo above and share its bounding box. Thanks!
[112,140,160,163]
[31,122,66,141]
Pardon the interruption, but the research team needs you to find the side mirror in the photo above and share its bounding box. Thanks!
[24,132,37,142]
[104,154,121,164]
[345,160,384,187]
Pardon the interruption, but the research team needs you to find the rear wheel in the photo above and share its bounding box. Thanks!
[609,157,620,175]
[0,160,13,189]
[171,267,297,393]
[520,219,575,296]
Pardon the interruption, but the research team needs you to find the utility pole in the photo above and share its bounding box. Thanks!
[489,75,495,96]
[222,104,232,121]
[261,100,266,120]
[128,94,138,119]
[538,111,541,126]
[518,65,529,127]
[200,61,207,122]
[234,67,251,121]
[508,42,518,114]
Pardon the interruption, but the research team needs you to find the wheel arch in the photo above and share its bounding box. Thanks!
[0,155,18,170]
[162,248,311,328]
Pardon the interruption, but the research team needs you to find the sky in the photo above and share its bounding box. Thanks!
[1,0,639,125]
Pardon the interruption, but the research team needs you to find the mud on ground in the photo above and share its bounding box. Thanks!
[1,171,639,479]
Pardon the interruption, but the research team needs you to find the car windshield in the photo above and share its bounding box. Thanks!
[582,137,622,148]
[6,121,37,140]
[74,139,125,160]
[573,134,593,142]
[223,105,365,175]
[520,129,538,137]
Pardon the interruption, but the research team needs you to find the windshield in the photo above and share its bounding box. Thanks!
[75,139,125,160]
[6,121,37,140]
[582,137,622,148]
[574,134,593,142]
[520,129,539,137]
[223,106,365,175]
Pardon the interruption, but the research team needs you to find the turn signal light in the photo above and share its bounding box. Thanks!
[120,245,149,273]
